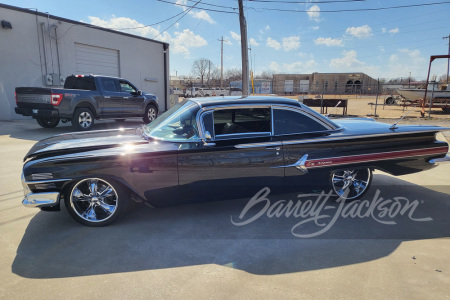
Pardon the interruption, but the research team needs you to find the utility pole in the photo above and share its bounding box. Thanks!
[218,36,227,89]
[238,0,249,97]
[444,35,450,84]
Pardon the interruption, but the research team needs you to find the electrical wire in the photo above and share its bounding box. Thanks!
[249,0,365,3]
[154,0,203,39]
[247,1,450,13]
[156,0,238,14]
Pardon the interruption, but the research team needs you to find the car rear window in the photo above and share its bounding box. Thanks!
[64,77,97,91]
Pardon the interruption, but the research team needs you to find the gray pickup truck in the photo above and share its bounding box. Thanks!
[15,75,159,131]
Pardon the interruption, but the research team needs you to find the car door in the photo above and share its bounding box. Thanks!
[119,80,145,115]
[99,78,124,115]
[272,106,338,193]
[177,106,285,203]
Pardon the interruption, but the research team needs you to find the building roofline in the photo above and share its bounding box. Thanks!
[0,3,169,47]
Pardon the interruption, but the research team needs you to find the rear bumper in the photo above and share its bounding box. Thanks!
[15,107,59,118]
[429,155,450,165]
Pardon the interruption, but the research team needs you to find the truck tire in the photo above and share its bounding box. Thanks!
[72,108,95,131]
[143,104,158,124]
[36,117,60,128]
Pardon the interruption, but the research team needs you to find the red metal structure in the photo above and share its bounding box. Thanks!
[421,55,450,117]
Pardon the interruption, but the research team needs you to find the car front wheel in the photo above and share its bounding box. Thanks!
[330,168,372,201]
[64,178,127,226]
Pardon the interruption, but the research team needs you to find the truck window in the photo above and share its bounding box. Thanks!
[119,81,137,93]
[64,77,97,91]
[101,78,119,92]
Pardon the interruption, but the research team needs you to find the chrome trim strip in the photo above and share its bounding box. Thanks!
[235,141,282,149]
[429,155,450,165]
[272,154,309,173]
[279,130,447,146]
[25,178,70,184]
[22,191,60,208]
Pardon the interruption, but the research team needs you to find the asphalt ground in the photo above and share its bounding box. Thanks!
[1,119,449,299]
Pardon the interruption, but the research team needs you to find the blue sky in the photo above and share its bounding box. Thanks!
[3,0,450,79]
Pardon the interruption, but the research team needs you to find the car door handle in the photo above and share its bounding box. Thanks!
[266,146,280,151]
[104,96,111,99]
[123,97,129,99]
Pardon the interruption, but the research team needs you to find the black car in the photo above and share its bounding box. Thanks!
[20,96,450,226]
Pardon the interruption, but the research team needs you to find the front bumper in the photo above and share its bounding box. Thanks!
[22,192,60,208]
[21,173,60,208]
[429,155,450,165]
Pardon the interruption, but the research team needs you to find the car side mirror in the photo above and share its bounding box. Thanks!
[137,90,143,96]
[203,131,215,146]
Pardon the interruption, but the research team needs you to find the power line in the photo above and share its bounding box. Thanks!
[112,11,186,30]
[156,0,238,14]
[249,0,365,3]
[247,1,450,13]
[154,0,203,39]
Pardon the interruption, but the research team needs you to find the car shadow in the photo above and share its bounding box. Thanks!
[0,119,145,142]
[12,174,449,279]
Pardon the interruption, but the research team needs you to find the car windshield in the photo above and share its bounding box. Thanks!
[144,100,200,141]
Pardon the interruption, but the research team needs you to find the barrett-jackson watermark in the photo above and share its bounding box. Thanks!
[231,187,432,238]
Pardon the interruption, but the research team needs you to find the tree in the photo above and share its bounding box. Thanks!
[224,68,242,82]
[192,58,215,85]
[255,70,274,80]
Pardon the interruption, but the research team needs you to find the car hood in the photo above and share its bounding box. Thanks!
[24,128,149,161]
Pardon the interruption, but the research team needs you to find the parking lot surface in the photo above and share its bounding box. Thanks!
[1,119,449,299]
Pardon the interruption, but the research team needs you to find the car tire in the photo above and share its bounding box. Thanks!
[385,97,396,105]
[441,107,450,113]
[72,108,95,131]
[330,168,372,201]
[143,104,158,124]
[36,117,60,128]
[64,178,128,227]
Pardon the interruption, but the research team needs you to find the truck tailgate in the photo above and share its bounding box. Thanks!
[15,87,53,106]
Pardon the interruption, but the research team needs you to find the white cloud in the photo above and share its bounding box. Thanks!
[269,62,280,73]
[190,10,215,24]
[330,50,364,69]
[230,31,241,41]
[314,37,343,47]
[174,22,180,29]
[307,5,320,22]
[266,37,281,50]
[282,36,300,51]
[283,60,317,73]
[88,16,207,58]
[266,25,270,30]
[345,25,372,39]
[382,28,387,33]
[176,0,215,24]
[311,26,320,31]
[249,38,259,47]
[389,27,399,34]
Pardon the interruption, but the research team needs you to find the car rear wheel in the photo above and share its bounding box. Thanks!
[441,107,450,113]
[330,168,372,200]
[65,178,127,226]
[36,117,60,128]
[72,108,94,131]
[143,104,158,124]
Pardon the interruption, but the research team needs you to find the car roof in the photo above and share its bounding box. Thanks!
[187,96,301,108]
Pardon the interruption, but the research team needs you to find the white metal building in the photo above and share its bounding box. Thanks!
[0,3,170,120]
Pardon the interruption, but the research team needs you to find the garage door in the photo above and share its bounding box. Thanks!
[75,43,120,77]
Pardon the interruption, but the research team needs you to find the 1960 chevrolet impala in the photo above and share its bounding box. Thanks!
[20,96,450,226]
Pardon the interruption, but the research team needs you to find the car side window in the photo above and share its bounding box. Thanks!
[214,107,271,136]
[119,81,137,93]
[273,108,328,135]
[202,112,215,138]
[101,78,119,92]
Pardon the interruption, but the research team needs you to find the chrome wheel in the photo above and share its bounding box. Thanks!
[331,168,372,200]
[78,111,93,128]
[69,178,118,223]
